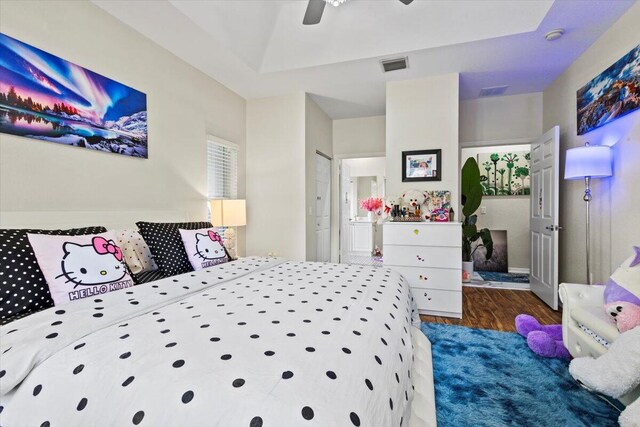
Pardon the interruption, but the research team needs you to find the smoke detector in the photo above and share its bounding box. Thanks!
[479,85,509,97]
[545,29,564,41]
[380,57,408,73]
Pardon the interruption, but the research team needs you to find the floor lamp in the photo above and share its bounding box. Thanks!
[210,199,246,260]
[564,142,612,285]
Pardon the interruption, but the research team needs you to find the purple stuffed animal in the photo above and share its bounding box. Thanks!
[515,314,571,359]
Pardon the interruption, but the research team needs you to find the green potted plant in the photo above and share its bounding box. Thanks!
[461,157,494,282]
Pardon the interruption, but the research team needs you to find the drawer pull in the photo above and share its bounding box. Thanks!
[413,229,419,235]
[423,292,432,301]
[418,275,428,281]
[416,255,424,262]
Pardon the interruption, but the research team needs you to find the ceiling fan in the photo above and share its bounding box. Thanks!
[303,0,414,25]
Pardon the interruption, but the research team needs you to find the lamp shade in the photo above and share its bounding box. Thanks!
[210,199,246,227]
[564,145,612,180]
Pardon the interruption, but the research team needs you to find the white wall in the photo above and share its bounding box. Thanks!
[0,0,247,254]
[460,93,543,143]
[343,157,386,178]
[543,2,640,284]
[460,145,531,270]
[305,95,333,261]
[245,93,332,261]
[246,93,306,260]
[386,74,460,213]
[333,116,385,157]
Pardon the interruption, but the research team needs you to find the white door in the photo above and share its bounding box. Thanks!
[340,161,351,264]
[530,126,560,310]
[315,154,331,262]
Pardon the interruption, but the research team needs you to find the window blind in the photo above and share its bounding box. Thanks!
[207,139,238,200]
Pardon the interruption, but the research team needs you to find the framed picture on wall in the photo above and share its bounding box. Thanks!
[402,149,441,182]
[0,32,148,158]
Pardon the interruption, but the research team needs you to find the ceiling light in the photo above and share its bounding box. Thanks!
[324,0,349,6]
[545,29,564,41]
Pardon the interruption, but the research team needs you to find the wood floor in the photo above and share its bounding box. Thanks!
[420,286,562,332]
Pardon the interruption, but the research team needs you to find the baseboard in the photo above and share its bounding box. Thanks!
[509,267,530,274]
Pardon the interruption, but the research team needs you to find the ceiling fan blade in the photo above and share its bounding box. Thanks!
[399,0,414,4]
[303,0,326,25]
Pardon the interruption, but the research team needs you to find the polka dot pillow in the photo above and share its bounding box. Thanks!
[0,226,106,324]
[178,228,230,270]
[28,231,135,306]
[136,221,213,277]
[114,229,158,274]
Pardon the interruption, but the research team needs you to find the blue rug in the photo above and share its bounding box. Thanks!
[421,322,620,427]
[478,271,530,283]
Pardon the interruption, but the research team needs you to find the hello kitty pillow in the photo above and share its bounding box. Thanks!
[178,228,230,270]
[27,231,135,306]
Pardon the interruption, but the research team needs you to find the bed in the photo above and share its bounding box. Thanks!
[0,257,436,426]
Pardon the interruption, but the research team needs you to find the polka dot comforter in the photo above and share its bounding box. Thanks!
[0,257,419,427]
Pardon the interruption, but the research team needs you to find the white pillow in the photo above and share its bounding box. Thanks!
[27,231,135,305]
[114,229,158,274]
[178,228,229,270]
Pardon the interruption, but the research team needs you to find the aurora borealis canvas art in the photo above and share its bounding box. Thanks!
[0,33,147,157]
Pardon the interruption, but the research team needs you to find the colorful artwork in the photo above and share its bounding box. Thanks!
[0,33,147,157]
[577,44,640,135]
[477,150,530,196]
[424,190,451,214]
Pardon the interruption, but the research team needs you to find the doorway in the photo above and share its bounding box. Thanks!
[316,152,331,263]
[460,143,533,290]
[459,127,560,310]
[339,156,386,266]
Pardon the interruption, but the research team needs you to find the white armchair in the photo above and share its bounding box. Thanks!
[560,282,639,405]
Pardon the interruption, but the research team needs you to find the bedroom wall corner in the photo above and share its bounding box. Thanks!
[386,74,460,214]
[0,0,247,256]
[542,1,640,284]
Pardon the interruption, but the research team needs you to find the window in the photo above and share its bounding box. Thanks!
[207,136,238,200]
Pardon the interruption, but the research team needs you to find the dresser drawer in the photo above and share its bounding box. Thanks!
[389,266,461,291]
[383,224,461,247]
[412,288,462,315]
[384,245,461,269]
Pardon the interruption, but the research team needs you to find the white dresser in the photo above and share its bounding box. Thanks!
[383,222,462,318]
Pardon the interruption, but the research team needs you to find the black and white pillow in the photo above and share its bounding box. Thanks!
[136,221,213,277]
[0,226,107,324]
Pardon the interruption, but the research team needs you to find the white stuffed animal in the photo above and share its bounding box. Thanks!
[569,327,640,426]
[620,397,640,427]
[401,190,427,218]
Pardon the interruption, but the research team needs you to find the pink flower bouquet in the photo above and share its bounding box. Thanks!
[359,197,383,213]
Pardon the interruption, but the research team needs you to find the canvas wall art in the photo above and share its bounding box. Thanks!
[473,230,508,273]
[477,150,530,196]
[577,44,640,135]
[0,33,148,157]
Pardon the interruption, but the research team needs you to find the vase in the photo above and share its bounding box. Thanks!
[367,211,373,221]
[462,261,474,283]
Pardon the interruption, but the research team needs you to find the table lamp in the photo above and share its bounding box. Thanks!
[210,199,246,259]
[564,142,612,285]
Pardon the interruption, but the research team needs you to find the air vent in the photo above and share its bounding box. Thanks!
[479,85,509,97]
[381,57,408,73]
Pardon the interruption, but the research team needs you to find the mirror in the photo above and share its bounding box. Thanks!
[350,175,385,219]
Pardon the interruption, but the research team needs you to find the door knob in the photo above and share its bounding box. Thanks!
[545,225,563,231]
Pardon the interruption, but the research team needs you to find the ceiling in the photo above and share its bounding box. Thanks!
[92,0,634,119]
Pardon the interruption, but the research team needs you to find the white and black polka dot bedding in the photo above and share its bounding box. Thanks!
[0,257,419,427]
